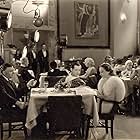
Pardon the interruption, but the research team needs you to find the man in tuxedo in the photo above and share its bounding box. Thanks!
[27,44,38,76]
[38,43,49,73]
[0,63,36,118]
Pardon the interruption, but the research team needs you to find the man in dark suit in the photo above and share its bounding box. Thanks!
[54,62,86,88]
[38,43,49,73]
[0,63,36,118]
[27,44,38,76]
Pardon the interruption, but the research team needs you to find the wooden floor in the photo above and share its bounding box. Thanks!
[3,114,140,140]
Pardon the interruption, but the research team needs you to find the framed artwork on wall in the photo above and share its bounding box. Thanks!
[59,0,110,48]
[74,1,99,39]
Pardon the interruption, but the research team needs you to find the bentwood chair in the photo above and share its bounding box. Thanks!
[85,98,120,139]
[46,95,84,138]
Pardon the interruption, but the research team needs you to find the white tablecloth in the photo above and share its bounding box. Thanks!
[25,87,99,130]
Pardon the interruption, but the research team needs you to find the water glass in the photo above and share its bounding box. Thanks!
[44,81,49,92]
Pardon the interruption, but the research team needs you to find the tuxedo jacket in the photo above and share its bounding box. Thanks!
[38,50,49,72]
[27,51,38,74]
[0,75,29,108]
[18,66,35,84]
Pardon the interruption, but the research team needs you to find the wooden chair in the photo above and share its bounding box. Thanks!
[0,108,27,140]
[46,95,83,138]
[85,98,120,139]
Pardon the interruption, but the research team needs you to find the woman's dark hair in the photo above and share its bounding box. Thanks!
[100,63,115,76]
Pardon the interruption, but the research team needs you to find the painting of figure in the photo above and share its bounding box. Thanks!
[74,2,99,38]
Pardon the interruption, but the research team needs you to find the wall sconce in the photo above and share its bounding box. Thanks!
[120,13,127,23]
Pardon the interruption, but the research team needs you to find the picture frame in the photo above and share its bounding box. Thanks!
[74,1,99,39]
[58,0,110,48]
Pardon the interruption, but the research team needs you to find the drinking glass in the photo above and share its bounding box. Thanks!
[67,82,71,93]
[44,81,49,92]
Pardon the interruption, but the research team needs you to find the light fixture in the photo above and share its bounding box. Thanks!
[33,17,43,27]
[0,7,12,31]
[33,7,43,27]
[120,13,127,23]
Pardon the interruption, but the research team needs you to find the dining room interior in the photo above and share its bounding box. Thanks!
[0,0,140,140]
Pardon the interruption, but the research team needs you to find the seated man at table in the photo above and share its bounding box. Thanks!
[54,62,86,89]
[0,63,36,119]
[48,61,68,76]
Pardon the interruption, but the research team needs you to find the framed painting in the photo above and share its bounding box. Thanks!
[74,2,99,39]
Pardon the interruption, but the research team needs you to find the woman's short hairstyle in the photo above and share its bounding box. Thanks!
[100,63,115,76]
[84,57,95,67]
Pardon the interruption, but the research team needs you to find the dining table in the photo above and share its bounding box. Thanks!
[25,86,99,131]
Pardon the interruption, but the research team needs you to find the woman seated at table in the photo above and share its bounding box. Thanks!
[121,60,134,78]
[80,57,97,88]
[97,63,125,113]
[54,62,86,88]
[80,57,97,78]
[130,58,140,80]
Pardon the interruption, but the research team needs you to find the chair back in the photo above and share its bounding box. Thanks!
[46,76,65,87]
[98,98,120,115]
[47,95,82,132]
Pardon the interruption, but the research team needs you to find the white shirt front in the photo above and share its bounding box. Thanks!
[32,51,36,59]
[42,50,47,57]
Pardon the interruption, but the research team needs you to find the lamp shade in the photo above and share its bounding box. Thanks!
[0,7,12,31]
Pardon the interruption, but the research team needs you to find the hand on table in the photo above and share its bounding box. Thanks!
[15,101,28,110]
[27,79,37,89]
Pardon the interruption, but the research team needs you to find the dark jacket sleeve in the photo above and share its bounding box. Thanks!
[16,84,30,99]
[0,84,18,107]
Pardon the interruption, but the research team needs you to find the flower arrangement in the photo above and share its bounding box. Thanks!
[54,81,66,91]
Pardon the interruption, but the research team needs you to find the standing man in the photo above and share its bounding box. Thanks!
[38,43,49,73]
[27,44,38,77]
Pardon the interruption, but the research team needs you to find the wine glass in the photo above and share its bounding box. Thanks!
[44,80,49,92]
[67,82,71,93]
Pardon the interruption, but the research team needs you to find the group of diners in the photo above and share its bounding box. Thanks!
[1,53,140,139]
